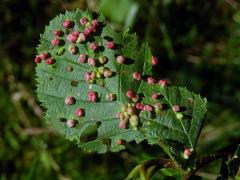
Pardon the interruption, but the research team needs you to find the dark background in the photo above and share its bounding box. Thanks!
[0,0,240,179]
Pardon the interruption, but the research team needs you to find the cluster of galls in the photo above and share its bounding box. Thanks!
[34,17,101,65]
[117,103,139,130]
[117,88,184,130]
[51,17,100,50]
[35,52,54,65]
[80,55,126,86]
[83,56,113,86]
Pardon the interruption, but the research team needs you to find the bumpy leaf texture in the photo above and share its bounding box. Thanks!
[35,9,207,154]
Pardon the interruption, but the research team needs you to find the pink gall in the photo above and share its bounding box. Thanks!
[88,25,96,33]
[87,58,96,66]
[158,79,167,87]
[51,38,60,46]
[78,54,87,63]
[154,102,162,110]
[89,42,98,51]
[84,72,92,82]
[147,77,155,85]
[63,20,72,28]
[103,69,112,78]
[66,119,76,128]
[53,30,62,36]
[92,19,99,27]
[75,107,84,117]
[45,58,54,65]
[133,72,141,80]
[183,148,193,159]
[39,52,49,59]
[116,55,125,64]
[88,91,97,102]
[143,105,153,111]
[136,103,144,110]
[126,90,135,99]
[151,56,159,65]
[65,96,76,105]
[67,32,79,42]
[68,45,77,54]
[116,139,125,145]
[118,120,126,129]
[106,41,115,49]
[80,17,88,25]
[172,105,180,112]
[83,28,91,36]
[152,92,159,99]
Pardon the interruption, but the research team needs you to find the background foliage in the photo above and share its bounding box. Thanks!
[0,0,240,179]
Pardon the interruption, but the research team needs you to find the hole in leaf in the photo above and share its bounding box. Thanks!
[162,104,169,110]
[66,65,73,72]
[137,93,144,101]
[49,77,53,81]
[97,45,105,52]
[103,36,113,41]
[59,31,64,37]
[59,118,67,122]
[183,114,192,120]
[123,58,134,65]
[92,12,98,19]
[164,126,169,130]
[96,121,101,128]
[102,138,111,151]
[71,80,78,87]
[59,40,65,46]
[158,94,164,99]
[115,44,123,49]
[110,71,117,77]
[180,106,187,112]
[87,36,95,42]
[65,29,71,35]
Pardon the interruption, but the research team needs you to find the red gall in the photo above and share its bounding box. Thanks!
[106,41,115,49]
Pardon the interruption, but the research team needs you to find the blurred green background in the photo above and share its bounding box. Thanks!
[1,0,240,179]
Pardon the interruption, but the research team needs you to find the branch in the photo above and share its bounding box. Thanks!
[186,140,240,178]
[195,141,240,170]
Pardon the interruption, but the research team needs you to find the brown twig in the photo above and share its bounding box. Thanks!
[195,141,240,170]
[185,140,240,179]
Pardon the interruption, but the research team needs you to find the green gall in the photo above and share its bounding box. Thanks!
[176,112,183,120]
[99,56,107,64]
[129,115,139,127]
[57,47,65,55]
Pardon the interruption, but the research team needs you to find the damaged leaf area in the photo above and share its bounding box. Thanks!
[35,9,207,154]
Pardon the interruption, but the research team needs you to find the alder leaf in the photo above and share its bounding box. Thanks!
[35,9,207,154]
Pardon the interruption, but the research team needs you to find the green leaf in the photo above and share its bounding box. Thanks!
[35,9,207,154]
[139,83,207,149]
[125,165,141,180]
